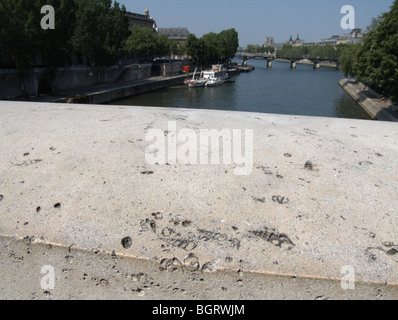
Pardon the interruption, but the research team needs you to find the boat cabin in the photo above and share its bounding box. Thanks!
[202,64,227,80]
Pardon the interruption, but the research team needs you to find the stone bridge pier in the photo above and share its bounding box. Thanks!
[312,60,321,70]
[265,57,274,68]
[289,58,300,69]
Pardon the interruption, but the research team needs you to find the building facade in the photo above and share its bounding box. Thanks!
[289,29,364,47]
[287,35,303,46]
[126,9,157,31]
[157,28,190,45]
[264,36,275,47]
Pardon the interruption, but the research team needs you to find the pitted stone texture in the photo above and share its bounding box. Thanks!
[0,101,397,299]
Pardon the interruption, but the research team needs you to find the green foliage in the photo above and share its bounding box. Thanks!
[337,1,398,101]
[72,0,129,66]
[170,41,186,57]
[337,44,361,77]
[308,45,338,60]
[0,0,40,71]
[124,26,171,60]
[245,44,258,53]
[366,16,383,33]
[186,34,204,64]
[219,28,239,61]
[276,45,304,59]
[124,27,236,64]
[356,0,398,101]
[276,44,337,60]
[201,32,221,65]
[0,0,44,95]
[0,0,239,76]
[0,0,129,69]
[186,29,239,66]
[39,0,77,68]
[245,44,274,54]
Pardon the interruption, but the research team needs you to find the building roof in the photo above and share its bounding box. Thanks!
[158,28,190,40]
[126,11,154,22]
[126,10,157,30]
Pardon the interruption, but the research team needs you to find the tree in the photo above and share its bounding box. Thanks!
[219,28,239,62]
[156,34,172,57]
[124,26,170,61]
[367,16,383,33]
[245,44,262,53]
[307,45,336,60]
[0,0,40,95]
[170,41,186,57]
[356,0,398,101]
[102,1,130,63]
[186,29,239,67]
[38,0,78,68]
[186,34,204,65]
[125,26,175,60]
[72,0,129,66]
[264,46,275,54]
[276,45,303,59]
[338,44,361,77]
[202,32,222,65]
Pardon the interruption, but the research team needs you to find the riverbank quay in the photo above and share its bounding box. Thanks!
[339,79,398,122]
[16,74,189,105]
[1,101,397,300]
[0,64,151,100]
[0,61,191,101]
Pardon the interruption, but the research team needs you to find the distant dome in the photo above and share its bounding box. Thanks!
[145,8,150,17]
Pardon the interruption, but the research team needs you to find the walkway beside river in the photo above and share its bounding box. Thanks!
[19,73,188,105]
[339,79,398,122]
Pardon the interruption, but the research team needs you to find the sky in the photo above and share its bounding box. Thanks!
[118,0,395,47]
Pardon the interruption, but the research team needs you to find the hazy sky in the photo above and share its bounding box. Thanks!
[118,0,395,46]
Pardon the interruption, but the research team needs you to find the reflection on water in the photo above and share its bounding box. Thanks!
[110,59,371,120]
[333,94,368,119]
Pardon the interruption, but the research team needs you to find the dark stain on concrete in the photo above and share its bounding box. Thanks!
[121,237,132,249]
[249,227,295,250]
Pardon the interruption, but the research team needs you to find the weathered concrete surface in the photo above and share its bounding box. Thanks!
[0,101,397,300]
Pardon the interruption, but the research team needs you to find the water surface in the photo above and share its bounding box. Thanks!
[111,59,370,120]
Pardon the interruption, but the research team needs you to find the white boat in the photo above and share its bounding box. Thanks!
[205,77,223,87]
[184,68,207,87]
[202,64,228,81]
[185,78,207,87]
[202,64,228,87]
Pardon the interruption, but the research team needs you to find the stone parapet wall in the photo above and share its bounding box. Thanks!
[0,102,397,299]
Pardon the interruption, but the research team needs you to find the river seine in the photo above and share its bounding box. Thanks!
[111,59,370,120]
